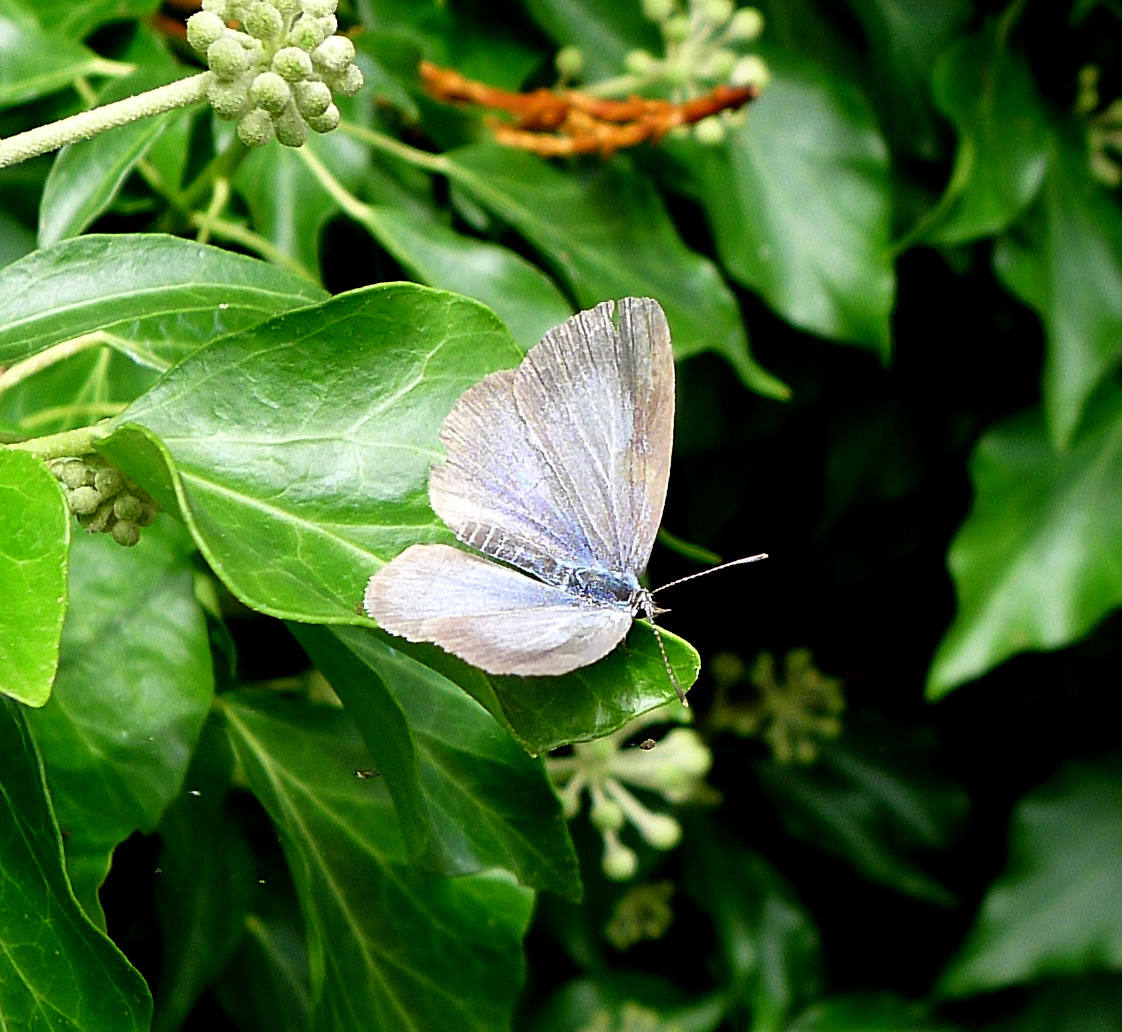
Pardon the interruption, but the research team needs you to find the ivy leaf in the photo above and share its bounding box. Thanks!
[440,146,787,398]
[26,522,214,921]
[991,974,1122,1032]
[672,48,894,356]
[0,233,326,367]
[940,756,1122,997]
[993,126,1122,450]
[787,994,959,1031]
[39,66,191,246]
[293,623,581,897]
[0,449,69,706]
[0,4,107,107]
[102,284,700,750]
[0,697,151,1031]
[30,0,159,39]
[755,716,967,903]
[684,819,820,1032]
[220,692,535,1032]
[928,387,1122,697]
[920,22,1049,246]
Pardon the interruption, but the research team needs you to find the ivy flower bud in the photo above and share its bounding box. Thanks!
[59,459,92,489]
[312,34,355,74]
[641,0,674,21]
[555,45,584,78]
[68,486,102,516]
[590,796,624,831]
[318,14,338,36]
[113,493,144,523]
[694,115,726,145]
[273,46,314,81]
[201,0,229,15]
[274,0,300,14]
[698,47,737,80]
[274,105,309,147]
[634,811,682,849]
[602,834,638,881]
[207,36,251,81]
[328,63,364,97]
[293,78,331,117]
[287,15,327,50]
[136,500,158,527]
[624,49,656,76]
[664,14,690,42]
[303,0,338,15]
[186,10,227,52]
[726,7,764,42]
[731,54,770,88]
[250,70,292,114]
[93,467,123,496]
[79,499,115,534]
[112,520,141,547]
[206,78,251,119]
[304,103,340,134]
[244,1,283,40]
[703,0,735,26]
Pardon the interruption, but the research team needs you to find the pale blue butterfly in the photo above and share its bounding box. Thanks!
[364,297,765,702]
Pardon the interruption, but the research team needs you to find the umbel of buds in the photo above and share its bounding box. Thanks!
[48,455,158,547]
[186,0,364,148]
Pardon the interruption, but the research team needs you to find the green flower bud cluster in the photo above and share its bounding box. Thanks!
[548,702,708,881]
[48,455,158,547]
[186,0,364,148]
[623,0,769,145]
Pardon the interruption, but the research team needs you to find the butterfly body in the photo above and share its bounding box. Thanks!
[365,297,674,678]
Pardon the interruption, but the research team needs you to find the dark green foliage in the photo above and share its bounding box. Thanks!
[1,0,1121,1029]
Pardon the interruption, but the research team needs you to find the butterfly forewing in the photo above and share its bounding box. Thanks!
[430,297,674,586]
[364,544,633,675]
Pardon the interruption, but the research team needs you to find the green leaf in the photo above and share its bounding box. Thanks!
[993,127,1122,450]
[39,66,191,247]
[920,22,1049,245]
[104,284,700,749]
[32,0,160,39]
[684,820,820,1032]
[220,691,535,1032]
[0,449,69,706]
[530,972,727,1032]
[928,387,1122,697]
[845,0,972,158]
[0,5,106,107]
[0,233,326,367]
[26,521,214,921]
[755,716,967,903]
[346,200,575,349]
[441,145,787,397]
[939,756,1122,997]
[994,975,1122,1032]
[522,0,656,81]
[673,48,894,356]
[293,623,582,898]
[360,621,698,754]
[787,994,959,1031]
[0,697,152,1031]
[106,283,520,621]
[152,718,255,1032]
[214,903,312,1032]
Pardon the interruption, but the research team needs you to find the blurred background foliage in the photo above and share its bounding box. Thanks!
[2,0,1122,1029]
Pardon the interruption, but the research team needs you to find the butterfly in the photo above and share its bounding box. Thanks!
[363,297,765,703]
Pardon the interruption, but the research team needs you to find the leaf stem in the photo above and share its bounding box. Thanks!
[0,72,212,169]
[338,121,448,173]
[0,334,105,397]
[4,421,112,460]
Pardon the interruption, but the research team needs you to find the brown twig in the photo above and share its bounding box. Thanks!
[419,60,759,157]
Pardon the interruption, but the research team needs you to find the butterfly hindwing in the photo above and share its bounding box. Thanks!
[364,544,633,676]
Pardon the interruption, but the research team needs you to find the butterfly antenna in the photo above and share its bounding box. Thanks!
[640,595,688,707]
[651,553,768,595]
